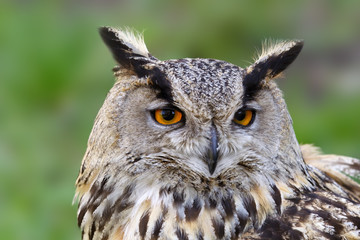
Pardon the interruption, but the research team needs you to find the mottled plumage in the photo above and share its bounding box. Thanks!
[75,27,360,240]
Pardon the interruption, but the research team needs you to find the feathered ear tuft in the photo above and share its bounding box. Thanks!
[99,27,157,76]
[243,40,303,101]
[253,40,303,79]
[99,27,173,101]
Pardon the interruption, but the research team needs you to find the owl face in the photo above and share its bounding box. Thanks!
[86,28,305,187]
[119,59,281,180]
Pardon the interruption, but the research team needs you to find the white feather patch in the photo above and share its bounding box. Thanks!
[254,39,302,64]
[109,27,149,57]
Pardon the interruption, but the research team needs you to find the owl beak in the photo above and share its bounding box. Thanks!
[206,125,219,175]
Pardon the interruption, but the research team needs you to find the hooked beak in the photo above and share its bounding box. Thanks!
[206,125,219,175]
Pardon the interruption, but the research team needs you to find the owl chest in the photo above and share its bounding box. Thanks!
[122,201,232,240]
[118,188,260,240]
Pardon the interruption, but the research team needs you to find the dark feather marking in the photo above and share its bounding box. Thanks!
[149,67,173,102]
[132,157,142,163]
[88,177,113,214]
[287,230,304,240]
[234,211,248,238]
[98,201,112,232]
[159,186,172,196]
[89,221,96,240]
[173,191,185,205]
[271,184,282,214]
[283,205,297,216]
[114,184,134,212]
[139,211,150,239]
[347,215,360,229]
[197,231,204,240]
[139,212,150,239]
[78,207,87,228]
[232,225,241,240]
[97,185,135,232]
[81,164,86,174]
[258,218,280,239]
[243,195,257,227]
[237,161,256,172]
[162,206,169,216]
[175,228,189,240]
[216,176,225,187]
[211,218,225,239]
[221,196,234,219]
[89,176,109,201]
[297,208,312,222]
[288,196,301,204]
[78,176,111,228]
[259,218,304,240]
[151,216,164,240]
[184,198,202,222]
[207,196,217,209]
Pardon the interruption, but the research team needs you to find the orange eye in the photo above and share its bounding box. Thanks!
[233,109,254,126]
[154,109,183,125]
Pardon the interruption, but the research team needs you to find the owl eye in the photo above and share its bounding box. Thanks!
[233,109,255,126]
[154,108,183,125]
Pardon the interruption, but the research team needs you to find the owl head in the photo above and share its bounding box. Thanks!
[75,27,310,239]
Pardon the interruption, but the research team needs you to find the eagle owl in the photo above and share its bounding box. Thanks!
[75,27,360,240]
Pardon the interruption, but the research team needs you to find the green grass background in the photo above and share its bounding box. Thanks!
[1,0,359,239]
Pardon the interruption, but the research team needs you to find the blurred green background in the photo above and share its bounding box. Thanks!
[0,0,359,239]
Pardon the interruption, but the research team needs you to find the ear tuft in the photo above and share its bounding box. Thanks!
[99,27,156,74]
[252,39,304,79]
[243,40,303,101]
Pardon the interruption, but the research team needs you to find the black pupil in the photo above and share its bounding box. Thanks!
[161,109,175,121]
[235,110,246,121]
